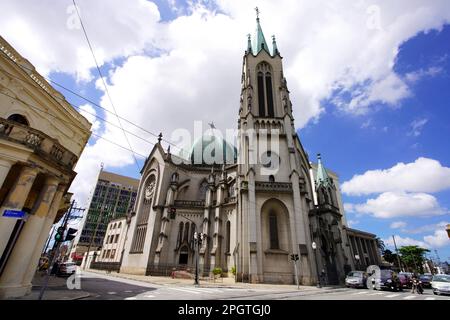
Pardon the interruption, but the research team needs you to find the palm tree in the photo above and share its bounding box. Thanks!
[375,237,385,254]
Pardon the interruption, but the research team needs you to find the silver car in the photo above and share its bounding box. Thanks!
[345,271,368,288]
[431,274,450,295]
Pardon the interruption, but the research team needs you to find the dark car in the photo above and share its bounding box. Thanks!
[371,269,402,291]
[420,274,433,288]
[398,273,411,289]
[345,271,368,288]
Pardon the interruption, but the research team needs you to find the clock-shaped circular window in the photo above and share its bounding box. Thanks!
[261,151,280,169]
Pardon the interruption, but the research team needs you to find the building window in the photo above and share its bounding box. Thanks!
[111,249,116,259]
[115,234,119,243]
[118,222,122,229]
[256,62,274,117]
[269,175,275,182]
[269,211,279,249]
[199,181,208,200]
[7,114,29,126]
[106,250,111,258]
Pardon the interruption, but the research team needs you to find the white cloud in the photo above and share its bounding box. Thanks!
[408,118,428,137]
[0,0,161,81]
[405,66,443,83]
[351,191,446,219]
[423,229,449,248]
[78,104,101,136]
[390,221,407,229]
[342,157,450,196]
[384,235,428,248]
[348,220,359,227]
[3,1,450,204]
[403,221,449,234]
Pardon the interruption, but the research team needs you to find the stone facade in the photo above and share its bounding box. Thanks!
[119,17,381,285]
[0,35,91,298]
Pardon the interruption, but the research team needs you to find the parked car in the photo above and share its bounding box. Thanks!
[419,274,433,288]
[370,269,402,291]
[398,273,411,289]
[57,262,77,276]
[431,274,450,295]
[345,271,368,288]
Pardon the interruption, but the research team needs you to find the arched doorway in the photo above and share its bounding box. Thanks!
[321,235,339,285]
[178,246,189,265]
[260,198,292,284]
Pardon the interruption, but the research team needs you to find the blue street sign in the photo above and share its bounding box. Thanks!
[3,209,26,218]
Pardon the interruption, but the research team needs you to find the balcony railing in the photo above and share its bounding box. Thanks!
[255,181,292,193]
[0,117,78,170]
[174,200,205,208]
[223,196,237,204]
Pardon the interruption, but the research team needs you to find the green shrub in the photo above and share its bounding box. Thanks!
[212,267,223,276]
[231,266,236,275]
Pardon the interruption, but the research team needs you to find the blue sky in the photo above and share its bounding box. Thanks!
[2,0,449,262]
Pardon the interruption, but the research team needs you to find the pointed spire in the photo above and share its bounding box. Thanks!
[252,7,270,55]
[247,34,252,52]
[315,153,332,188]
[272,35,279,56]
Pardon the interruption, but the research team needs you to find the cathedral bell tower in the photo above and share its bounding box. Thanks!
[236,9,315,284]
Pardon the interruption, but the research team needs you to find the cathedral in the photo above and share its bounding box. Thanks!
[120,14,381,285]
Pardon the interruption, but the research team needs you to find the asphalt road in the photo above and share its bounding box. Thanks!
[71,272,450,300]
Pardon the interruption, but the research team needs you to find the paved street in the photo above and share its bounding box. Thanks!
[66,271,450,300]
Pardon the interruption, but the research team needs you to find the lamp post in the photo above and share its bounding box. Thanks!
[355,254,360,270]
[312,242,321,288]
[193,232,204,286]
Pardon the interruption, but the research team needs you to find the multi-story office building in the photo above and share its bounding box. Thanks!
[71,170,138,260]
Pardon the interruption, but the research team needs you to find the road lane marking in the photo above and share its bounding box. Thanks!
[385,294,401,298]
[425,297,436,300]
[367,292,384,296]
[125,297,137,300]
[168,287,201,294]
[125,290,132,293]
[403,295,416,300]
[144,295,155,298]
[351,291,369,295]
[107,292,117,295]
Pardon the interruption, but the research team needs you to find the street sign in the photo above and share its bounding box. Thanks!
[2,209,26,219]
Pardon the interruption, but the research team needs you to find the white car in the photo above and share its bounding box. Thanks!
[57,262,77,276]
[431,274,450,295]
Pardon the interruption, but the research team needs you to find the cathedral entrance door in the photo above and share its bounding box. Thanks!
[179,246,188,265]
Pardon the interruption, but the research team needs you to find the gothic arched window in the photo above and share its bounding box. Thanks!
[269,211,279,249]
[199,181,208,200]
[177,222,184,249]
[256,62,275,117]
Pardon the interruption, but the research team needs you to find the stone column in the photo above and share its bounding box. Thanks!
[0,165,38,260]
[0,175,59,298]
[0,158,14,188]
[247,169,259,283]
[22,182,65,286]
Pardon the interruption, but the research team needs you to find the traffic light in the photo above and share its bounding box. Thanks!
[65,228,78,241]
[54,226,65,242]
[169,207,176,219]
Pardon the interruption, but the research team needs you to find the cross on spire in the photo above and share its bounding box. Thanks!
[255,6,260,19]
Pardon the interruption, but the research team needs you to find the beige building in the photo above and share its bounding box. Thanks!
[98,217,128,263]
[0,35,91,298]
[119,16,381,285]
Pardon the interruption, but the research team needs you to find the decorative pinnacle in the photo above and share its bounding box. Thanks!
[255,6,259,20]
[158,132,162,143]
[317,153,321,160]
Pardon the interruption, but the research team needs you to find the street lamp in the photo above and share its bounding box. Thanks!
[355,254,360,270]
[312,242,321,288]
[193,231,204,286]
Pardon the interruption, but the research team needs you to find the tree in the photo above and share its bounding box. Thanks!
[398,245,430,273]
[382,249,401,268]
[375,237,386,254]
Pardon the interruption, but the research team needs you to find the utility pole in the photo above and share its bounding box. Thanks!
[38,200,85,300]
[392,235,403,272]
[82,205,104,270]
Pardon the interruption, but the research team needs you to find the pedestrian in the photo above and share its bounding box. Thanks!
[411,274,418,293]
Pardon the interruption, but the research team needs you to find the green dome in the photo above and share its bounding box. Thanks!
[190,132,237,165]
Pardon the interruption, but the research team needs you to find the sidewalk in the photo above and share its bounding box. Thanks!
[8,271,90,300]
[85,268,346,294]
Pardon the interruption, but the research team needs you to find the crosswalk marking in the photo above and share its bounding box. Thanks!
[367,292,384,296]
[403,295,416,300]
[351,291,369,295]
[385,294,401,298]
[168,287,201,294]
